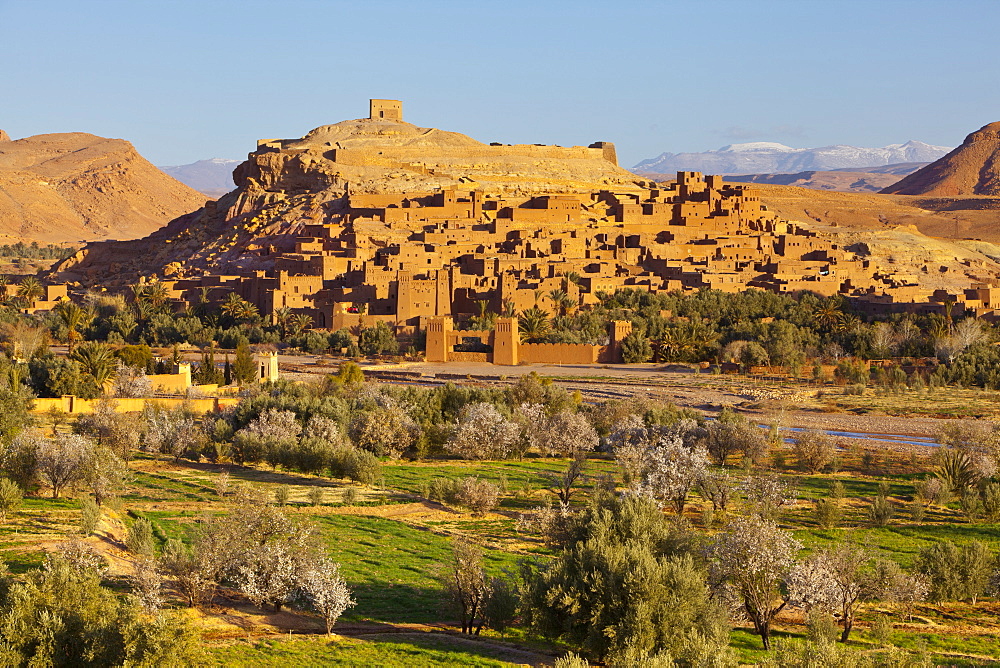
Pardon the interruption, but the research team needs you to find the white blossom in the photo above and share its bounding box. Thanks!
[297,558,355,635]
[447,403,520,460]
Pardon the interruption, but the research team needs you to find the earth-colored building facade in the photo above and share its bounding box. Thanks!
[56,101,1000,365]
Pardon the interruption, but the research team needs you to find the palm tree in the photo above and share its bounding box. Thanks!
[502,300,517,319]
[17,276,43,304]
[548,289,568,316]
[518,307,551,343]
[56,301,92,353]
[220,293,247,321]
[813,301,842,331]
[236,300,259,323]
[145,279,169,309]
[71,341,116,392]
[559,294,576,317]
[273,306,293,338]
[129,282,147,305]
[0,275,9,305]
[290,313,313,335]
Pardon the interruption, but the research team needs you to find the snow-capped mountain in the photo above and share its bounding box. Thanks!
[632,140,952,175]
[159,158,240,198]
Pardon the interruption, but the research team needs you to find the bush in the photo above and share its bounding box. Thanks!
[456,477,501,515]
[0,553,198,665]
[867,495,893,528]
[916,540,994,603]
[0,479,23,523]
[792,430,835,473]
[80,497,100,535]
[308,487,324,506]
[328,446,380,484]
[620,331,652,363]
[814,498,840,530]
[357,322,399,356]
[522,495,731,663]
[125,517,155,557]
[274,485,290,506]
[427,477,462,505]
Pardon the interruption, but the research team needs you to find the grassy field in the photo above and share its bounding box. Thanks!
[207,634,522,667]
[3,434,1000,666]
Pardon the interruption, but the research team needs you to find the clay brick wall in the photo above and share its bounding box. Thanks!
[519,342,600,364]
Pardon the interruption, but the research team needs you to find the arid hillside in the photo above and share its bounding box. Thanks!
[0,131,207,244]
[743,183,1000,292]
[882,121,1000,196]
[51,115,644,285]
[748,183,1000,241]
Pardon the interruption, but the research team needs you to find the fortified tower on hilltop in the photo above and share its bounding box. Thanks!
[370,99,403,121]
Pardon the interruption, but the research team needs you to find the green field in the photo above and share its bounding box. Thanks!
[4,441,1000,666]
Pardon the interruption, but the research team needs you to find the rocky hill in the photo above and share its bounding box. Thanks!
[0,131,206,244]
[51,114,644,285]
[159,158,240,198]
[881,122,1000,196]
[633,140,950,176]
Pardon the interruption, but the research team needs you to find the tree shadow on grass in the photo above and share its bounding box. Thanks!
[168,459,350,490]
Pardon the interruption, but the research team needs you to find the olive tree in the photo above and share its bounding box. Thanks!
[521,494,732,665]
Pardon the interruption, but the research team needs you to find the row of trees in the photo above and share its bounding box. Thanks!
[504,490,997,664]
[130,487,354,635]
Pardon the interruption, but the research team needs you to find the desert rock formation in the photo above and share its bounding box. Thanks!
[52,106,643,285]
[0,130,10,143]
[882,122,1000,196]
[0,132,206,244]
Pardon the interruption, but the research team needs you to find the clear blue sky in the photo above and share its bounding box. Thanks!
[2,0,997,167]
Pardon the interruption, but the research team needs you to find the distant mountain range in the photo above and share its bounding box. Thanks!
[632,140,952,176]
[723,163,929,193]
[882,122,1000,196]
[159,158,240,198]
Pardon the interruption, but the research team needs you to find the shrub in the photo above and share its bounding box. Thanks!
[328,446,380,484]
[427,477,462,505]
[620,331,652,363]
[0,479,23,523]
[274,485,290,506]
[357,322,399,356]
[792,430,835,473]
[916,540,994,603]
[456,477,501,515]
[308,487,324,507]
[341,487,358,505]
[867,495,893,528]
[814,498,840,530]
[80,497,100,536]
[483,576,519,637]
[125,517,156,557]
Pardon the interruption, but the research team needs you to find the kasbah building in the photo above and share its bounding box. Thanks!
[33,100,1000,366]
